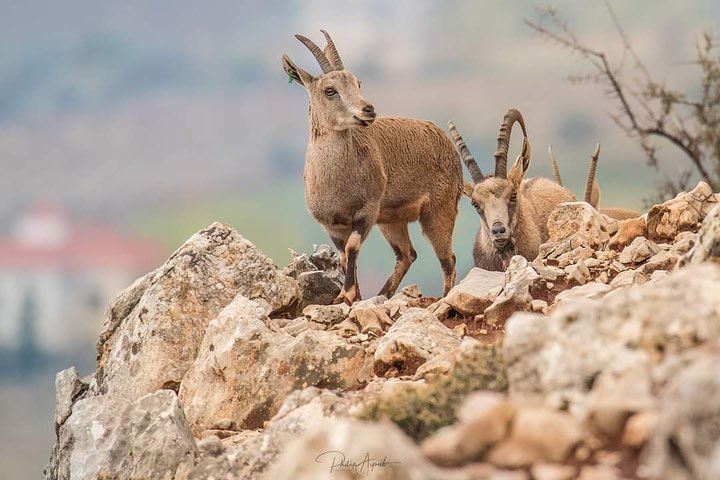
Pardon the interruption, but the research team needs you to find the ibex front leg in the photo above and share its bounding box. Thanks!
[330,216,371,305]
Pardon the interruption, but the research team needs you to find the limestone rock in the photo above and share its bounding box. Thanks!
[179,295,365,433]
[483,256,541,327]
[553,282,611,305]
[505,264,720,415]
[443,268,505,316]
[586,365,655,437]
[421,392,514,467]
[546,202,617,249]
[374,308,462,377]
[50,390,197,480]
[565,259,590,285]
[531,463,576,480]
[622,411,657,448]
[577,465,621,480]
[196,435,224,456]
[94,223,300,401]
[608,216,647,250]
[671,230,696,255]
[642,351,720,480]
[618,236,660,264]
[53,367,88,430]
[531,299,548,313]
[187,388,352,480]
[638,250,678,276]
[389,284,425,306]
[349,303,394,336]
[302,304,347,325]
[413,337,481,381]
[488,406,581,467]
[682,203,720,266]
[268,419,454,480]
[646,181,719,242]
[609,269,646,288]
[284,244,344,307]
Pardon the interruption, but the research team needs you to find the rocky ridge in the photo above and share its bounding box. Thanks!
[45,182,720,480]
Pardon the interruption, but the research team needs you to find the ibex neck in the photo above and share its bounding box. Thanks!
[307,108,356,162]
[510,194,541,256]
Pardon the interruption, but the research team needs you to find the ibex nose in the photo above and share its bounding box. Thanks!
[491,223,507,237]
[362,104,376,117]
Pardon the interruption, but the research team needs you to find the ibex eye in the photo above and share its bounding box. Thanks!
[358,81,362,88]
[324,87,337,97]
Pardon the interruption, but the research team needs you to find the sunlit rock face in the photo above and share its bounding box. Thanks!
[45,184,720,479]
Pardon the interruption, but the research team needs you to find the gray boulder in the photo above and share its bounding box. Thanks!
[94,222,300,401]
[51,390,197,480]
[374,308,462,377]
[178,295,366,434]
[505,264,720,415]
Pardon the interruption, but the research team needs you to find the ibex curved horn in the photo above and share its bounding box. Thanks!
[448,121,484,184]
[548,145,563,186]
[584,143,600,204]
[295,34,333,74]
[320,30,344,71]
[494,108,528,178]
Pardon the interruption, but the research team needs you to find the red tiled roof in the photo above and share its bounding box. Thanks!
[0,223,166,270]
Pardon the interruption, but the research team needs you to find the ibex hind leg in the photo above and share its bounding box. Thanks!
[420,210,457,297]
[377,222,417,297]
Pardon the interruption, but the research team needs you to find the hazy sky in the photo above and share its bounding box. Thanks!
[0,0,718,220]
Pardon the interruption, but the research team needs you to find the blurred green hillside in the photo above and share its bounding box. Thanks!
[131,180,482,296]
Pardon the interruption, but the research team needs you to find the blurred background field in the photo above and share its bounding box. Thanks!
[0,0,718,477]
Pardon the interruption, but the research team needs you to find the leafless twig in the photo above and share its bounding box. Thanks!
[526,4,720,199]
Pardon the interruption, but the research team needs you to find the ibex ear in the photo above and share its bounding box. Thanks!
[462,183,474,198]
[513,137,531,175]
[508,138,530,188]
[507,165,523,188]
[282,54,314,90]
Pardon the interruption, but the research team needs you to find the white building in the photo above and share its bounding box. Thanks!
[0,204,164,356]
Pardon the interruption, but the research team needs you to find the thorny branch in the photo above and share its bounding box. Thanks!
[525,3,720,201]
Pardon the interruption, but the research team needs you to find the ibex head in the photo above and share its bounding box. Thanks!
[282,30,376,131]
[449,109,531,251]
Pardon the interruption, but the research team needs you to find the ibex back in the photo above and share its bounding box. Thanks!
[283,31,463,304]
[548,144,641,220]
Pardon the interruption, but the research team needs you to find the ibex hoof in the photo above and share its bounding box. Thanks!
[334,287,359,306]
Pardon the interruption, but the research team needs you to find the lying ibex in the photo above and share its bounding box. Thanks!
[548,145,641,220]
[449,109,575,271]
[283,31,463,304]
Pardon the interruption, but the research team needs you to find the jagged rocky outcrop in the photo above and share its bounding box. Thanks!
[46,182,720,480]
[93,223,300,401]
[178,295,365,433]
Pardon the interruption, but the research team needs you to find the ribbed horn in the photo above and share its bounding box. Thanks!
[493,108,528,178]
[548,145,563,186]
[320,30,344,70]
[295,34,333,74]
[584,143,600,204]
[448,121,484,184]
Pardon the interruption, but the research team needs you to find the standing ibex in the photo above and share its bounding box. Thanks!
[449,109,575,271]
[548,145,641,220]
[283,31,463,304]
